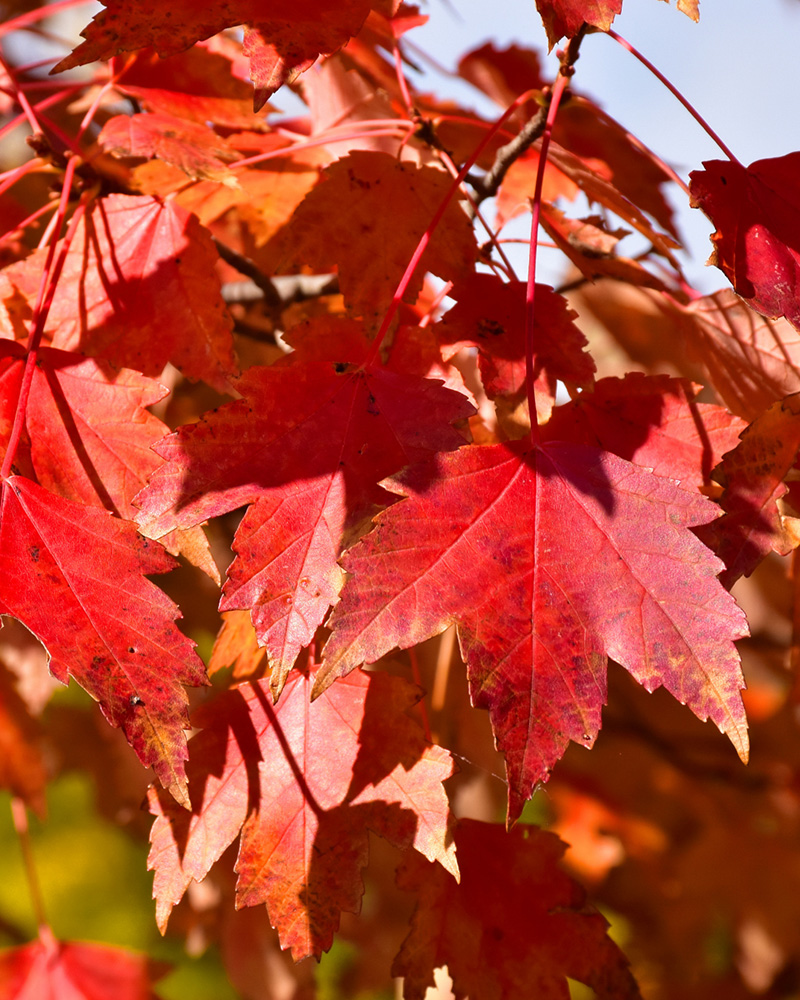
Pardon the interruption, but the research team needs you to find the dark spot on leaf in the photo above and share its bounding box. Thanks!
[29,546,39,562]
[333,362,348,373]
[128,646,136,653]
[477,319,504,339]
[130,695,144,707]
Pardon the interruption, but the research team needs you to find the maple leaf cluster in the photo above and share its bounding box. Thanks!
[2,0,800,997]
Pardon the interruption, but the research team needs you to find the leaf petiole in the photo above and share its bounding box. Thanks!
[607,29,741,165]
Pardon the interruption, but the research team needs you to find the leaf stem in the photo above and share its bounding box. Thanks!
[0,87,82,147]
[0,0,92,39]
[1,156,86,481]
[393,44,415,114]
[365,89,539,364]
[233,124,413,170]
[0,50,43,134]
[437,148,518,280]
[525,62,574,446]
[10,797,50,935]
[606,30,741,166]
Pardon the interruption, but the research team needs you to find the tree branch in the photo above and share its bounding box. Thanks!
[467,107,547,203]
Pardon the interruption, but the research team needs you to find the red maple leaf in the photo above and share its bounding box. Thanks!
[0,342,217,580]
[53,0,389,109]
[262,151,477,327]
[0,477,206,805]
[0,195,237,392]
[438,277,595,398]
[690,154,800,331]
[319,440,749,821]
[394,819,641,1000]
[148,668,457,960]
[0,934,167,1000]
[99,113,237,181]
[696,393,800,586]
[534,0,623,49]
[136,333,473,695]
[0,343,168,516]
[115,41,273,129]
[677,288,800,421]
[542,374,746,491]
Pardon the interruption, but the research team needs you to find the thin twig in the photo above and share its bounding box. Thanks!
[467,107,548,203]
[212,238,284,311]
[220,274,339,306]
[10,798,50,934]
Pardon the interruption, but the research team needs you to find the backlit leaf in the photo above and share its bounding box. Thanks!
[321,441,748,821]
[148,668,457,960]
[0,477,206,805]
[690,154,800,331]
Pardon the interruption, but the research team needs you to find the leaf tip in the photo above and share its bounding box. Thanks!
[167,779,192,811]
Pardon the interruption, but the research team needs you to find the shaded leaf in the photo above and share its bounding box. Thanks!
[262,151,477,326]
[116,41,273,129]
[15,346,168,517]
[438,276,595,398]
[678,288,800,421]
[543,374,745,490]
[0,195,237,392]
[696,393,800,586]
[394,819,640,1000]
[540,205,673,291]
[320,441,748,821]
[162,134,328,249]
[147,668,457,960]
[136,337,473,695]
[0,659,46,816]
[208,610,268,681]
[0,343,218,581]
[554,97,678,238]
[545,142,681,262]
[495,150,580,228]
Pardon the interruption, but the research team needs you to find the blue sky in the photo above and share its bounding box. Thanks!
[411,0,800,289]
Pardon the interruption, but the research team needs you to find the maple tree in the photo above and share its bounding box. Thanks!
[2,0,800,996]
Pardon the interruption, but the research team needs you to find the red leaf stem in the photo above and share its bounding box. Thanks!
[526,71,570,446]
[0,87,83,147]
[233,124,414,171]
[607,29,740,166]
[1,157,86,480]
[438,147,518,279]
[365,88,540,363]
[0,0,93,39]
